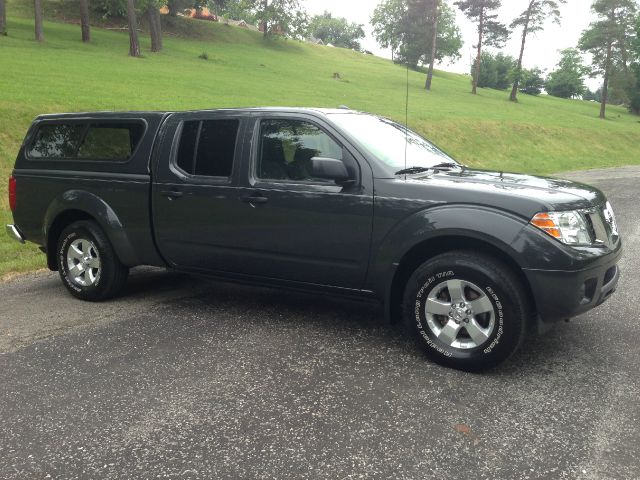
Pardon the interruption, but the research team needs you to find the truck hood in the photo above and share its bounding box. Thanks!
[397,168,607,218]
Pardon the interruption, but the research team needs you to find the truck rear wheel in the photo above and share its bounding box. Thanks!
[56,220,129,301]
[402,251,529,372]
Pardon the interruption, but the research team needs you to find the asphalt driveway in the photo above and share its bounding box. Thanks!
[1,168,638,479]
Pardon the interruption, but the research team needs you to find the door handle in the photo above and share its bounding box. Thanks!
[161,190,184,199]
[242,195,269,205]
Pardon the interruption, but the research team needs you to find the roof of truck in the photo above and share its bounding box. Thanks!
[35,107,359,120]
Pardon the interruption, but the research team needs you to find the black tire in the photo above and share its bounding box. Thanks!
[402,251,529,372]
[56,220,129,301]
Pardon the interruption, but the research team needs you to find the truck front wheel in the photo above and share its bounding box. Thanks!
[56,220,129,301]
[402,251,529,371]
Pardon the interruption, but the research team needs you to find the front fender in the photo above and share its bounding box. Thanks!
[43,190,139,266]
[368,205,530,298]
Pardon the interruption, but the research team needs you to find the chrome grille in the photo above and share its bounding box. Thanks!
[586,202,619,247]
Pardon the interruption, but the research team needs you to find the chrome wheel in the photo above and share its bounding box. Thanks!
[66,238,101,287]
[424,279,496,350]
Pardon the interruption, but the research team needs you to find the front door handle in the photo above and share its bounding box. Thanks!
[161,190,184,199]
[242,195,269,206]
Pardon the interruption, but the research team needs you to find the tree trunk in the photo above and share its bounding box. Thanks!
[262,0,268,38]
[153,6,162,51]
[148,7,162,52]
[600,39,613,119]
[425,0,439,90]
[510,6,531,102]
[127,0,140,57]
[0,0,7,36]
[79,0,90,43]
[472,7,484,95]
[34,0,44,41]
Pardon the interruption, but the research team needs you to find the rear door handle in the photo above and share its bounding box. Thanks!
[242,195,269,205]
[161,190,184,199]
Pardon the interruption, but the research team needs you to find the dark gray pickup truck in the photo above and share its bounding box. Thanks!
[7,108,622,370]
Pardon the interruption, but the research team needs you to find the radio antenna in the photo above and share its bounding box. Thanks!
[404,60,409,175]
[403,6,410,176]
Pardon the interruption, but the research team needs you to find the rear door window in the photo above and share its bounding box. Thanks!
[175,119,239,178]
[28,121,145,161]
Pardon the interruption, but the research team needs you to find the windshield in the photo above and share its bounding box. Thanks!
[329,113,457,171]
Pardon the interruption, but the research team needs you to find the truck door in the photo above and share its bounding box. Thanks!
[152,111,251,273]
[227,114,374,290]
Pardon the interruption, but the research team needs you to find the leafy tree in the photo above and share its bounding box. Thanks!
[627,14,640,114]
[371,0,405,60]
[216,0,256,22]
[167,0,189,16]
[583,88,602,102]
[307,11,365,50]
[127,0,141,56]
[472,51,515,89]
[519,67,545,95]
[509,0,565,102]
[579,0,638,118]
[34,0,44,41]
[1,0,7,36]
[455,0,508,94]
[371,0,462,88]
[243,0,305,39]
[80,0,90,42]
[545,48,588,98]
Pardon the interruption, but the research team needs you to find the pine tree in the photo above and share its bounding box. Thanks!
[454,0,508,94]
[509,0,565,102]
[579,0,637,118]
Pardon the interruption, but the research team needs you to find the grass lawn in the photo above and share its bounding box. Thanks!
[0,6,639,276]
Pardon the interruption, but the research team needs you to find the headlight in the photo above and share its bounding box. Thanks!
[530,210,592,245]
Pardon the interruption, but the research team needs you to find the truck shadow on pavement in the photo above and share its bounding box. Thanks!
[115,267,589,377]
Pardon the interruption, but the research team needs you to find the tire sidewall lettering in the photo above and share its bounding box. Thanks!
[483,286,505,354]
[414,270,455,358]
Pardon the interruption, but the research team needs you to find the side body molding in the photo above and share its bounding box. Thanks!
[43,190,140,266]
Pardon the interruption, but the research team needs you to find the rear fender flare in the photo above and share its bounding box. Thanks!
[43,190,139,266]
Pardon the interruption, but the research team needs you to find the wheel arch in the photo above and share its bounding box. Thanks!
[386,235,536,325]
[43,191,139,270]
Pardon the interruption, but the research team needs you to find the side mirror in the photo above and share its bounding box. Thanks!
[310,157,352,185]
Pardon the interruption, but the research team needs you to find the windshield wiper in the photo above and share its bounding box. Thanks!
[394,166,432,175]
[430,162,460,169]
[395,163,460,175]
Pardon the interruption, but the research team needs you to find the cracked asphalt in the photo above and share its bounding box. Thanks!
[1,168,638,479]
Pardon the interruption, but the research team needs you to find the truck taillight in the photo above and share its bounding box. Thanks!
[8,175,16,212]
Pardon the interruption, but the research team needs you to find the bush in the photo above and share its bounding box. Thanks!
[91,0,128,18]
[198,52,209,60]
[472,52,515,90]
[519,68,545,96]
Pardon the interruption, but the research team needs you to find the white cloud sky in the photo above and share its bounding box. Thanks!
[302,0,600,88]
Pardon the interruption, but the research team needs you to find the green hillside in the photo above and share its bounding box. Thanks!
[0,7,639,276]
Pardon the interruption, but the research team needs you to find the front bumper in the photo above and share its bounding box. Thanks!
[6,224,25,244]
[524,246,621,323]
